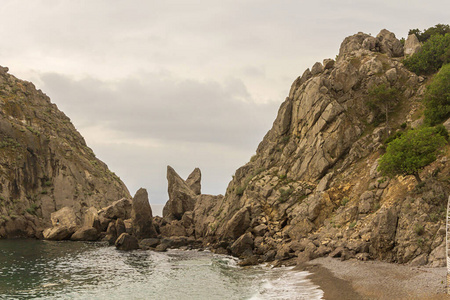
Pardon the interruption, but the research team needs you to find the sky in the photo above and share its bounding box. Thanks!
[0,1,448,204]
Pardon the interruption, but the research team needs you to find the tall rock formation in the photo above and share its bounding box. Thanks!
[182,29,449,267]
[0,66,130,238]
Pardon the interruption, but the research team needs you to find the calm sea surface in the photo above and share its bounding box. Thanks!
[0,240,323,299]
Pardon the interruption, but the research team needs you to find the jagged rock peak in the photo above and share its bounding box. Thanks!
[338,29,403,59]
[162,166,198,220]
[186,168,201,195]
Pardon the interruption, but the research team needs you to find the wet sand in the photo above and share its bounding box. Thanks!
[298,257,450,299]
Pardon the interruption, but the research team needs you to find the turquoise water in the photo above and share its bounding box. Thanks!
[0,240,323,299]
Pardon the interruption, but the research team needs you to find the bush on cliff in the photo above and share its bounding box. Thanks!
[423,63,450,126]
[367,83,400,134]
[403,32,450,75]
[409,24,450,43]
[378,126,447,183]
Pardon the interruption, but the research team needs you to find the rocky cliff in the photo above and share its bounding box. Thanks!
[159,30,449,267]
[0,66,130,238]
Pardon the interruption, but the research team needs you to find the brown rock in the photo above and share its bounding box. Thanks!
[115,233,139,251]
[186,168,202,195]
[131,188,157,239]
[70,226,99,241]
[163,166,197,220]
[99,198,132,220]
[43,226,74,240]
[230,232,254,258]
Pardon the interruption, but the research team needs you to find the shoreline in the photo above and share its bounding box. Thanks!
[299,257,449,300]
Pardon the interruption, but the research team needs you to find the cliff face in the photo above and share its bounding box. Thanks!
[0,66,130,238]
[161,30,449,266]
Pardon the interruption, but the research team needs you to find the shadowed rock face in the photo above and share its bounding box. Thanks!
[0,66,130,238]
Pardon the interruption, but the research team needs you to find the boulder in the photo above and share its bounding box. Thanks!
[376,29,403,57]
[104,221,117,245]
[99,198,132,220]
[70,226,99,241]
[115,233,139,251]
[51,207,78,228]
[43,226,74,240]
[221,206,251,239]
[160,220,187,237]
[131,188,157,239]
[323,59,335,70]
[230,232,254,258]
[83,207,101,231]
[311,62,324,75]
[139,238,161,249]
[186,168,202,195]
[404,34,422,56]
[163,166,197,220]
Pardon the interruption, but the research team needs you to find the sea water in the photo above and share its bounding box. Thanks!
[0,240,323,299]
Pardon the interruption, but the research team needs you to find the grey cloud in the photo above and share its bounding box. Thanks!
[39,72,279,150]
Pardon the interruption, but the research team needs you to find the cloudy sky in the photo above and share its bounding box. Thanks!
[0,1,447,204]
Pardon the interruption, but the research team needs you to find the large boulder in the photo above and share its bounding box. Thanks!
[83,207,101,231]
[163,166,197,220]
[230,232,254,258]
[131,188,157,239]
[43,226,74,240]
[99,198,132,220]
[115,233,139,251]
[221,206,251,240]
[51,207,78,229]
[376,29,403,57]
[70,226,99,241]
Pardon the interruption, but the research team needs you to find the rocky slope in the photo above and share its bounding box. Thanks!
[158,30,450,267]
[0,66,130,238]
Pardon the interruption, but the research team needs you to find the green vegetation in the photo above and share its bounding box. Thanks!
[409,24,450,43]
[378,127,447,183]
[423,63,450,126]
[367,84,400,134]
[279,188,293,203]
[341,197,349,206]
[414,223,425,236]
[403,33,450,75]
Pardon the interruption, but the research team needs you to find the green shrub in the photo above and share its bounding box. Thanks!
[341,197,349,206]
[279,188,293,203]
[367,84,400,134]
[423,63,450,125]
[409,24,450,43]
[403,33,450,75]
[414,224,425,236]
[378,127,447,183]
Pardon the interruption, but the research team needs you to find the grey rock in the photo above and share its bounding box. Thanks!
[404,34,422,56]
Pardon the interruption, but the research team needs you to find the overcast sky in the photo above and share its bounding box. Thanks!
[0,1,448,204]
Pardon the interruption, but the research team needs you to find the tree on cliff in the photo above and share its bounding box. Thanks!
[423,63,450,126]
[378,127,447,183]
[367,84,400,137]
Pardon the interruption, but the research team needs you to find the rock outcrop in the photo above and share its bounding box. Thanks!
[0,67,130,238]
[157,29,449,267]
[131,188,157,239]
